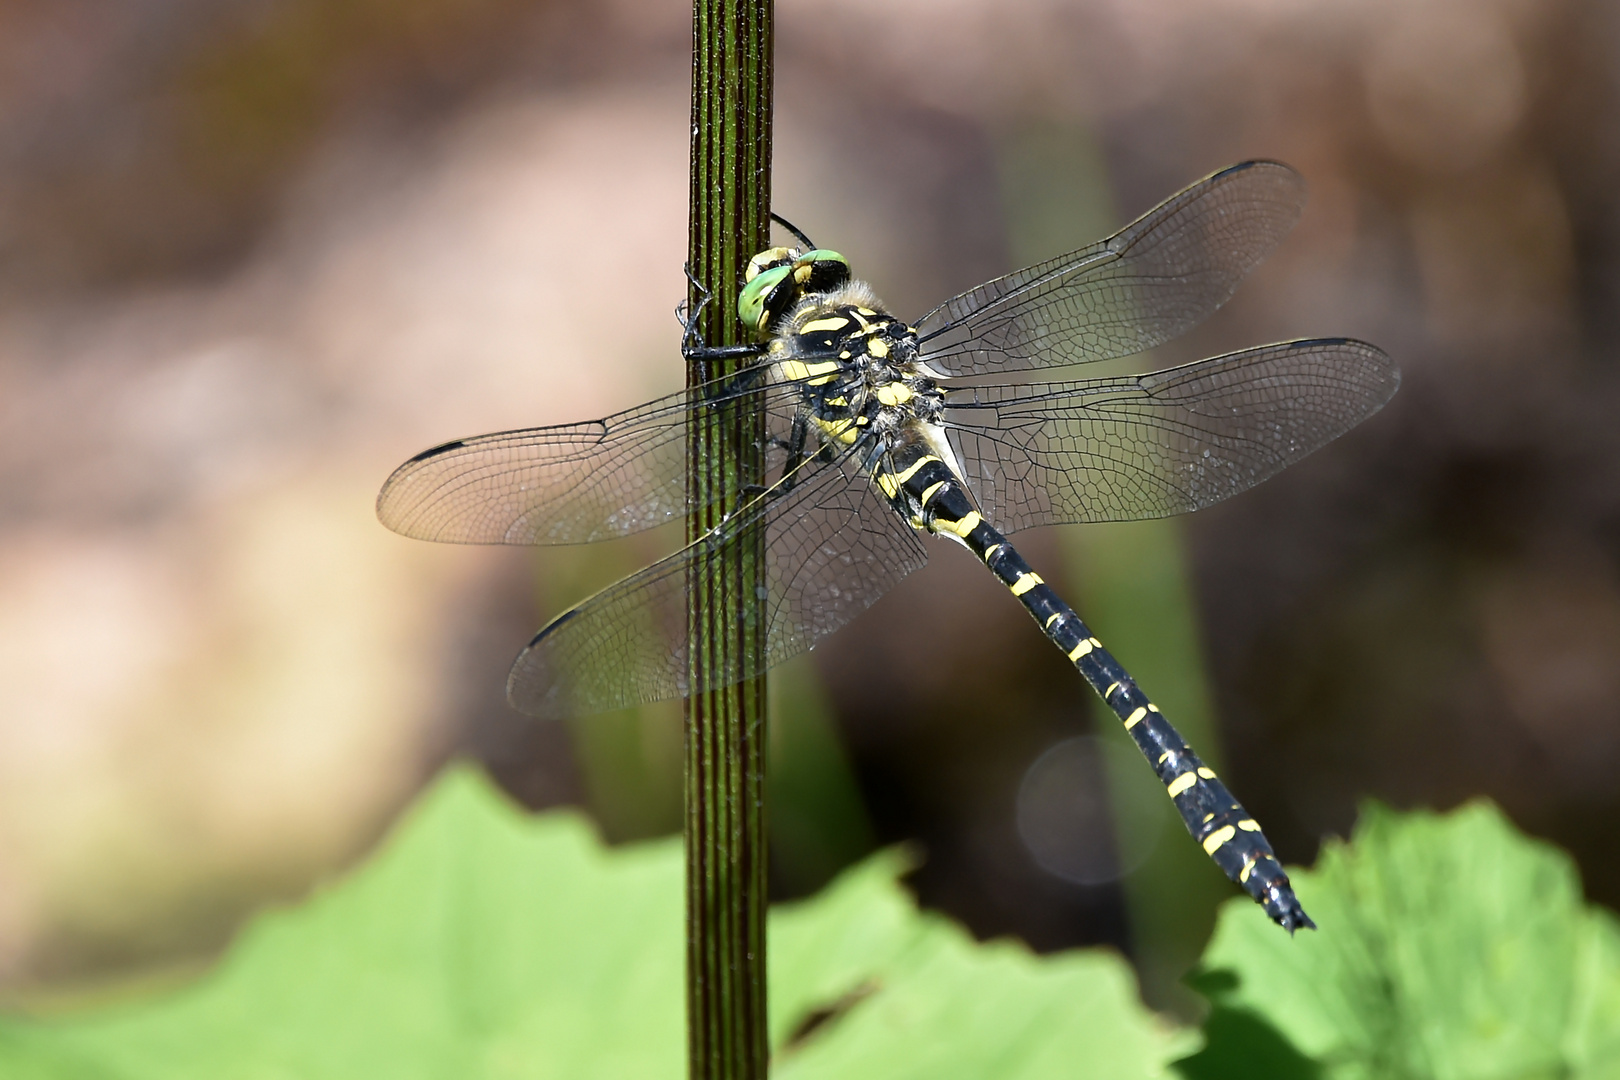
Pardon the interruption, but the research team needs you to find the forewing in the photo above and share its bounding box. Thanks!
[376,370,804,545]
[915,161,1307,376]
[942,339,1398,531]
[507,442,929,718]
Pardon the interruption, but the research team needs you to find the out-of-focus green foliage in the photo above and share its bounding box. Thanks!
[5,769,1618,1079]
[1180,800,1620,1080]
[771,851,1195,1078]
[0,766,688,1079]
[0,766,1187,1079]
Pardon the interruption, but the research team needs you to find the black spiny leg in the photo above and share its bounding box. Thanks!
[681,264,767,380]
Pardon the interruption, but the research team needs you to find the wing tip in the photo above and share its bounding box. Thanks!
[406,438,468,465]
[1216,158,1307,194]
[375,439,472,538]
[505,611,581,718]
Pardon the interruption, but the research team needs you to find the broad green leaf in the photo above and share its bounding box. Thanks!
[770,850,1198,1079]
[0,766,688,1080]
[0,765,1187,1079]
[1181,800,1620,1080]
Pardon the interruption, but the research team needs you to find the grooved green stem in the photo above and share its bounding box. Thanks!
[686,1,773,1077]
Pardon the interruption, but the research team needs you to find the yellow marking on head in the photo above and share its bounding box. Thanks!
[1068,639,1095,662]
[1166,771,1198,798]
[1202,825,1237,854]
[1238,819,1262,832]
[1009,572,1044,596]
[748,247,794,277]
[918,480,946,506]
[802,316,850,333]
[867,336,890,359]
[1123,705,1146,728]
[1044,611,1062,628]
[778,359,810,382]
[855,307,876,316]
[875,382,913,406]
[1197,767,1217,780]
[934,510,981,538]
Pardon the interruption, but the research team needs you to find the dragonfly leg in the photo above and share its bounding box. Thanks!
[778,414,810,491]
[677,262,712,352]
[681,263,767,379]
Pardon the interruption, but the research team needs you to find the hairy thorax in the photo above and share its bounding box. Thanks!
[765,281,946,455]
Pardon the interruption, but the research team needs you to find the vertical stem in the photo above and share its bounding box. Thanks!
[686,1,773,1078]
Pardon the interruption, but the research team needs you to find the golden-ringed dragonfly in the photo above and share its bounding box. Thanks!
[378,161,1398,932]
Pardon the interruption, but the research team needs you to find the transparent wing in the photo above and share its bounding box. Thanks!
[942,338,1398,531]
[376,367,806,545]
[507,440,929,718]
[915,161,1307,376]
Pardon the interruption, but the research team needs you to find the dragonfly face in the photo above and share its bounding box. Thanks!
[377,160,1402,932]
[738,246,852,333]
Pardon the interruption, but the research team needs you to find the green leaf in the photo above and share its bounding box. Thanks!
[0,765,1188,1079]
[1181,800,1620,1080]
[770,850,1198,1079]
[0,766,688,1080]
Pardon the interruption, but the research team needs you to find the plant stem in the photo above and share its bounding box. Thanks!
[685,1,773,1077]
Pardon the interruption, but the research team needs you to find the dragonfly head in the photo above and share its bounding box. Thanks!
[738,247,851,334]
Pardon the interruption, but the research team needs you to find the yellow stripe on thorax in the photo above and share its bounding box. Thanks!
[815,417,859,444]
[801,316,850,333]
[779,358,843,386]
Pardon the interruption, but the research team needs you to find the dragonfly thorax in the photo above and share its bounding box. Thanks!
[768,286,943,453]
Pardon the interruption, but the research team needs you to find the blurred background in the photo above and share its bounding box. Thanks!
[2,0,1617,1019]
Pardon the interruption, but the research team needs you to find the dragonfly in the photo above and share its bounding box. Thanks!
[377,161,1398,932]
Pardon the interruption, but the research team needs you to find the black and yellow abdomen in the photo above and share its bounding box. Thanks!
[872,429,1313,931]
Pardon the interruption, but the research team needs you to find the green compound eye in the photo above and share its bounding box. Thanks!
[737,250,853,333]
[738,264,793,332]
[792,250,850,294]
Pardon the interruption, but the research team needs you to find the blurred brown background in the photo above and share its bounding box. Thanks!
[1,0,1617,1018]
